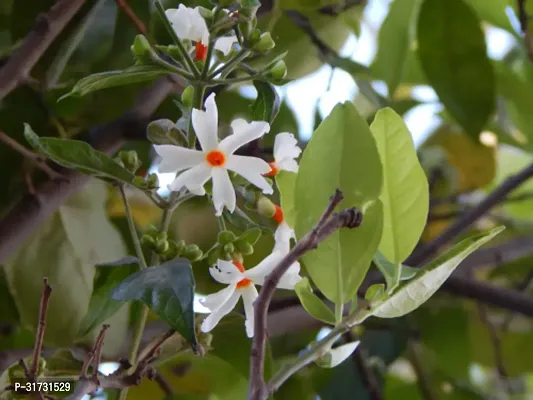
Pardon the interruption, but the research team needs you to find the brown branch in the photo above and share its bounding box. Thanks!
[29,278,52,378]
[407,161,533,266]
[517,0,533,61]
[0,76,184,265]
[248,189,363,400]
[115,0,147,35]
[501,269,533,331]
[0,0,87,101]
[153,372,173,396]
[66,329,175,400]
[0,131,63,180]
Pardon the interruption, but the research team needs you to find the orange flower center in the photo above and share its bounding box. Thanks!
[195,42,208,61]
[273,205,284,224]
[206,150,226,167]
[233,261,252,288]
[263,162,279,177]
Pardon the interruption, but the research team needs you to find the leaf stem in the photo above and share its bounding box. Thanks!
[154,0,200,77]
[208,50,250,80]
[210,74,265,85]
[119,185,147,269]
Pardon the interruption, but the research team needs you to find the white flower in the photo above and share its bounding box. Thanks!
[154,93,273,216]
[200,256,302,337]
[214,35,239,55]
[265,133,302,176]
[274,220,295,254]
[165,5,209,45]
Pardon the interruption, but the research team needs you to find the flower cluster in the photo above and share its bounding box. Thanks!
[154,4,302,336]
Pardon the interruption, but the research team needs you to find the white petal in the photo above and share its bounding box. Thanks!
[188,186,206,196]
[201,290,241,333]
[154,145,204,173]
[211,168,236,216]
[192,7,210,45]
[274,221,295,254]
[168,5,209,44]
[244,252,283,284]
[192,93,219,152]
[209,259,243,284]
[225,155,273,194]
[273,132,302,162]
[241,285,259,337]
[214,36,238,55]
[323,342,360,368]
[219,119,270,155]
[200,285,236,311]
[168,163,211,192]
[277,261,302,290]
[277,158,299,173]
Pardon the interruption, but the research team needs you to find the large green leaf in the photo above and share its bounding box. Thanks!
[294,278,336,325]
[463,0,515,32]
[371,0,421,95]
[295,102,383,305]
[276,171,297,228]
[370,226,504,318]
[24,124,146,189]
[62,65,170,98]
[111,258,197,347]
[417,0,495,139]
[3,181,127,346]
[370,108,429,264]
[251,81,281,123]
[78,257,140,337]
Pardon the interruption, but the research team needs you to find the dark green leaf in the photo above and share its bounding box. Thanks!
[417,0,495,139]
[111,259,197,347]
[251,81,281,123]
[238,227,262,245]
[78,257,140,337]
[294,278,336,325]
[24,124,146,189]
[61,65,170,98]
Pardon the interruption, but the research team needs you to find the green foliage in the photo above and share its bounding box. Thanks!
[294,278,336,324]
[276,171,297,227]
[295,101,383,306]
[371,227,504,318]
[111,258,197,347]
[417,0,496,139]
[251,81,281,123]
[371,108,429,264]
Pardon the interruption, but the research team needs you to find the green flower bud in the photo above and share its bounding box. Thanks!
[181,86,194,108]
[247,29,261,47]
[197,6,213,20]
[119,150,141,173]
[163,240,179,260]
[145,224,159,237]
[185,244,203,261]
[176,239,187,255]
[141,234,156,248]
[131,34,154,60]
[155,239,170,254]
[223,243,235,254]
[132,176,146,188]
[235,240,254,255]
[146,173,159,189]
[156,232,168,242]
[218,230,236,245]
[268,60,287,79]
[252,32,275,53]
[256,196,276,218]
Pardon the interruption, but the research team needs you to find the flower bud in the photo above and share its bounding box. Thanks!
[185,244,203,261]
[232,252,244,263]
[163,240,179,260]
[247,29,261,47]
[155,239,170,254]
[141,234,156,248]
[252,32,275,53]
[256,196,276,218]
[176,239,187,255]
[235,240,253,255]
[132,176,146,188]
[223,243,235,254]
[156,232,168,242]
[218,230,236,245]
[131,35,155,60]
[145,224,159,237]
[197,6,213,21]
[146,173,159,189]
[119,150,141,173]
[268,60,287,79]
[181,86,194,108]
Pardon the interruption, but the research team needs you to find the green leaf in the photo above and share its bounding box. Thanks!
[111,258,197,347]
[417,0,495,139]
[24,124,146,189]
[45,349,84,376]
[370,108,429,264]
[463,0,515,32]
[294,278,336,325]
[78,257,140,337]
[295,101,383,305]
[371,0,421,95]
[276,171,297,228]
[374,251,418,293]
[251,81,281,123]
[3,181,127,346]
[238,227,262,245]
[61,65,170,98]
[370,226,504,318]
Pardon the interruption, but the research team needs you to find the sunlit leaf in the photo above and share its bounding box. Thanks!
[276,171,297,228]
[294,278,336,325]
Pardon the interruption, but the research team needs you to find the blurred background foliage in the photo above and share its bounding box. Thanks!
[2,0,533,399]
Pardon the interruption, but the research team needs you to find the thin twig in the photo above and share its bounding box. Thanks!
[407,161,533,266]
[92,325,110,379]
[0,0,87,100]
[501,269,533,331]
[153,372,173,396]
[249,189,363,400]
[115,0,147,35]
[407,340,436,400]
[351,344,382,400]
[0,131,63,180]
[477,304,508,382]
[30,278,52,378]
[18,359,45,400]
[517,0,533,61]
